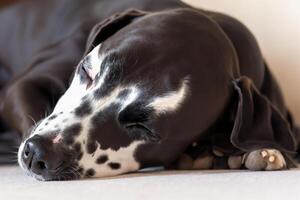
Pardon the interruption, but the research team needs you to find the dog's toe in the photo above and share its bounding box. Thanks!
[244,149,286,171]
[175,154,194,170]
[228,155,242,169]
[192,154,214,169]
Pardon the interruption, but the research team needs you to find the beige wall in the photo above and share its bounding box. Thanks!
[183,0,300,122]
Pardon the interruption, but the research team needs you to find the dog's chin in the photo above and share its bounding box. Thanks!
[25,169,81,181]
[42,175,79,181]
[18,155,81,181]
[18,165,47,181]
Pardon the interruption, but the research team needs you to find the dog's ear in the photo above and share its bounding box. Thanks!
[84,9,148,55]
[230,76,297,153]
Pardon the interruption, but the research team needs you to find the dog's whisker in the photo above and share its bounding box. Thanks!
[5,151,18,154]
[26,114,37,127]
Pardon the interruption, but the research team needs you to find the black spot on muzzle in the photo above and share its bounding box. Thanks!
[85,168,96,177]
[96,154,108,164]
[108,162,121,170]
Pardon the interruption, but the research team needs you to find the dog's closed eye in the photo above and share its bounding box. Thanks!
[124,122,160,142]
[118,103,160,142]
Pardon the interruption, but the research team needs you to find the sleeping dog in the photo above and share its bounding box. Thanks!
[0,0,299,180]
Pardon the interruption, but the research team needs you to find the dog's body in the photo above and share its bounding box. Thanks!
[0,0,299,180]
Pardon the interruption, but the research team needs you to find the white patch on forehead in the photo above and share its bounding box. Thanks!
[147,78,190,114]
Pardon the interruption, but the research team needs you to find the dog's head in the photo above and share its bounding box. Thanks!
[17,9,203,180]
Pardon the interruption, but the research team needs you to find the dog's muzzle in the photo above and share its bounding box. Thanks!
[20,135,76,180]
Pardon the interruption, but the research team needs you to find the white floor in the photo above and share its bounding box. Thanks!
[1,165,300,200]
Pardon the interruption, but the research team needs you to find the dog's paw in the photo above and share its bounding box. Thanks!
[171,151,215,170]
[244,149,286,171]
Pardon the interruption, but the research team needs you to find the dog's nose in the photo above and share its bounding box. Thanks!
[22,140,47,174]
[22,136,61,175]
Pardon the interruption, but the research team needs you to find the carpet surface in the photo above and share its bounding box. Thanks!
[1,165,300,200]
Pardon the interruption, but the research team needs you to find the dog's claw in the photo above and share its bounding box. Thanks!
[261,150,268,158]
[268,155,275,163]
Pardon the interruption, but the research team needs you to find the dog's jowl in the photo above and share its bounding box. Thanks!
[0,0,298,181]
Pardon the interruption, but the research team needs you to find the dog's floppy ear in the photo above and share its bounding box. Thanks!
[231,76,297,153]
[84,9,148,55]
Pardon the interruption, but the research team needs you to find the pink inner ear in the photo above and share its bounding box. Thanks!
[85,67,98,89]
[53,134,62,144]
[86,67,98,81]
